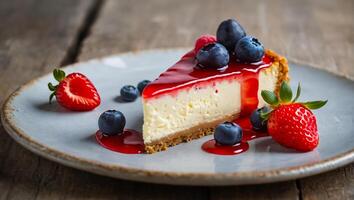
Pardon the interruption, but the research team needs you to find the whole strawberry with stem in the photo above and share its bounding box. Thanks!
[48,69,101,111]
[261,82,327,151]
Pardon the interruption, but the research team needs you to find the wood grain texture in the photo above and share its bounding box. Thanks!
[299,163,354,200]
[80,0,354,82]
[210,182,299,200]
[0,0,96,199]
[0,0,353,199]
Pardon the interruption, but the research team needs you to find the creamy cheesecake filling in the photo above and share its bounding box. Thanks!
[258,63,279,107]
[143,67,278,144]
[143,78,240,144]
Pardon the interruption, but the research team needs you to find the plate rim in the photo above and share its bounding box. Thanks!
[2,48,354,186]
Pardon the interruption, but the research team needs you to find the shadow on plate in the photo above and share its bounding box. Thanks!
[35,101,71,113]
[254,138,299,153]
[128,114,144,132]
[80,133,98,145]
[113,96,131,103]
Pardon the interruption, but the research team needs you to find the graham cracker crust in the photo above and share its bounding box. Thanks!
[145,49,289,154]
[145,114,238,154]
[265,49,290,95]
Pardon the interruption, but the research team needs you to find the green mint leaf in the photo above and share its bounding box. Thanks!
[261,90,279,106]
[49,92,55,104]
[292,83,301,102]
[279,81,292,103]
[53,69,66,82]
[302,100,328,110]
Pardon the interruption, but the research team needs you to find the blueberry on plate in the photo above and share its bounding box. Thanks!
[137,80,151,94]
[216,19,246,51]
[214,122,243,146]
[235,36,264,63]
[250,106,270,131]
[196,43,229,69]
[120,85,139,102]
[98,110,126,136]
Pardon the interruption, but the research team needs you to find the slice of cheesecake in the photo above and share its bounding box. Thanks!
[142,49,289,153]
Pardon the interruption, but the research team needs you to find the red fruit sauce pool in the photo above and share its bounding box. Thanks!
[201,117,268,155]
[95,118,269,155]
[96,50,272,155]
[95,129,144,154]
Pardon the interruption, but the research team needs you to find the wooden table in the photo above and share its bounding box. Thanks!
[0,0,353,199]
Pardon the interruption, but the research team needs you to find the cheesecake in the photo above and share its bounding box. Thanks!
[142,49,289,153]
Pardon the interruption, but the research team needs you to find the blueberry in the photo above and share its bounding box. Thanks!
[235,36,264,63]
[98,110,126,136]
[196,43,229,69]
[214,122,243,146]
[137,80,151,94]
[120,85,139,102]
[250,106,270,131]
[216,19,246,51]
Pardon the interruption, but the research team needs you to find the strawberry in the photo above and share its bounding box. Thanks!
[260,82,327,151]
[194,34,217,54]
[48,69,100,111]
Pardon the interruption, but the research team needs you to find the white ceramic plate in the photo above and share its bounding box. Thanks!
[2,49,354,185]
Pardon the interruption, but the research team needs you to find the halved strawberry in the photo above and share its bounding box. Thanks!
[48,69,100,111]
[260,82,327,151]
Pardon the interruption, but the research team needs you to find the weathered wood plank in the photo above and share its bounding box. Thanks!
[210,182,299,200]
[33,167,208,200]
[0,0,96,199]
[299,163,354,200]
[80,0,354,80]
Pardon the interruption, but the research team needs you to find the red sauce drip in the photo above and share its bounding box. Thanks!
[202,140,249,155]
[234,117,269,140]
[95,129,145,154]
[97,117,269,156]
[142,51,273,99]
[240,72,259,117]
[201,117,269,155]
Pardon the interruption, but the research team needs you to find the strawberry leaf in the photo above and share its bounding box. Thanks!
[292,83,301,102]
[261,90,279,106]
[302,100,328,110]
[279,81,292,103]
[53,69,66,82]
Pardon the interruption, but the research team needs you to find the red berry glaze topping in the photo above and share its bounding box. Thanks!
[194,34,217,54]
[48,69,101,111]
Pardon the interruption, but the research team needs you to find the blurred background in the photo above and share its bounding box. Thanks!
[1,0,353,95]
[0,0,353,199]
